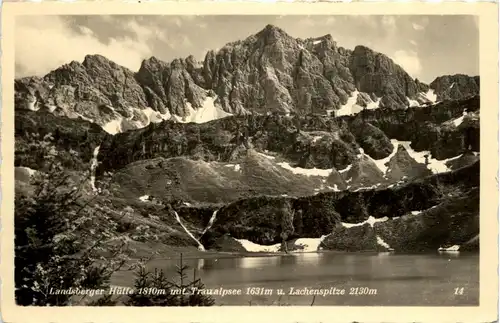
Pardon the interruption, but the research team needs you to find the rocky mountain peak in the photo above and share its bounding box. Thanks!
[429,74,479,101]
[140,56,166,69]
[349,45,420,108]
[257,24,288,39]
[82,54,117,68]
[169,58,184,69]
[14,24,480,136]
[316,34,336,48]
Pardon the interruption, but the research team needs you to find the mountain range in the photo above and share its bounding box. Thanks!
[14,24,480,254]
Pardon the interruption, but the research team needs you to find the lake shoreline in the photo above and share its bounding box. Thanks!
[128,245,480,261]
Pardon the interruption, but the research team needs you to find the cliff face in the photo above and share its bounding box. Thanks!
[135,57,208,117]
[201,26,443,115]
[349,45,420,108]
[95,96,479,174]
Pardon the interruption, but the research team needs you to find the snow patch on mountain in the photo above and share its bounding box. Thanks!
[103,119,123,135]
[294,235,328,252]
[276,162,332,177]
[452,115,465,127]
[338,165,352,174]
[342,216,389,228]
[143,107,172,124]
[46,105,57,113]
[173,211,205,251]
[200,210,218,237]
[360,139,400,175]
[334,91,382,117]
[392,140,462,174]
[327,184,340,192]
[407,97,420,107]
[90,145,100,192]
[88,95,231,135]
[438,245,460,252]
[174,96,233,124]
[237,235,328,253]
[376,236,394,251]
[236,239,281,252]
[311,135,323,143]
[448,110,468,127]
[420,89,437,103]
[335,91,360,116]
[366,97,382,110]
[352,183,381,192]
[27,96,38,111]
[224,164,241,172]
[76,113,95,123]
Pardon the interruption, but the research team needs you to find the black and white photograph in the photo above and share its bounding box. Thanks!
[4,4,497,317]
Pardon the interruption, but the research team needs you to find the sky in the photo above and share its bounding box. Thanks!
[15,15,479,83]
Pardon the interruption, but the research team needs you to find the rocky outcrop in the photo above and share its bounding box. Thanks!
[322,187,479,252]
[349,45,420,109]
[430,74,480,102]
[373,188,479,252]
[385,146,432,182]
[135,57,207,117]
[358,96,480,159]
[349,116,393,159]
[198,161,478,250]
[15,55,155,133]
[46,55,149,118]
[14,55,216,134]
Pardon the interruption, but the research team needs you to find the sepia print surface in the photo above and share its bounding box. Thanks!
[1,2,498,323]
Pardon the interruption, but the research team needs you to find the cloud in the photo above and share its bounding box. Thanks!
[180,35,193,47]
[78,26,94,36]
[412,22,425,31]
[355,16,378,29]
[412,17,428,31]
[325,17,336,25]
[381,16,396,30]
[15,16,153,77]
[171,17,183,28]
[298,17,316,27]
[121,17,170,43]
[392,50,422,76]
[123,19,155,40]
[197,22,208,29]
[409,40,418,46]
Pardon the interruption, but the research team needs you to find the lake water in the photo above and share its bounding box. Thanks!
[112,252,479,306]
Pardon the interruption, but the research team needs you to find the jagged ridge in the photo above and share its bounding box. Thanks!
[15,24,480,135]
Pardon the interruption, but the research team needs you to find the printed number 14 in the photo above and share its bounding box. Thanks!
[454,287,464,295]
